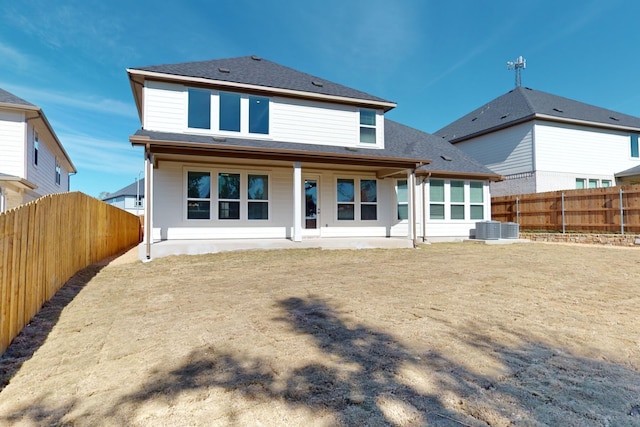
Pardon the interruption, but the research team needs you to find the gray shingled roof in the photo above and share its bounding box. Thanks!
[132,56,393,105]
[615,165,640,178]
[0,88,35,107]
[103,179,145,201]
[435,87,640,143]
[131,119,498,178]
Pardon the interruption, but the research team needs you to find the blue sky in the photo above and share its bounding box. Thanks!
[2,0,639,197]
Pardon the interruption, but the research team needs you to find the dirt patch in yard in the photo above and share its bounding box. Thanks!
[1,243,640,426]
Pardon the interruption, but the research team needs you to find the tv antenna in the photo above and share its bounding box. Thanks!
[506,56,526,87]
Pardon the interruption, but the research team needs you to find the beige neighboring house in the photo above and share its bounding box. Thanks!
[0,88,76,212]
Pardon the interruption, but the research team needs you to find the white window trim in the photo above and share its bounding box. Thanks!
[427,179,487,222]
[185,169,212,221]
[396,178,409,222]
[335,176,379,222]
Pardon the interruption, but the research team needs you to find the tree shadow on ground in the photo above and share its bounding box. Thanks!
[110,296,640,426]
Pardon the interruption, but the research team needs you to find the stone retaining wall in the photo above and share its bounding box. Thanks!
[520,233,640,247]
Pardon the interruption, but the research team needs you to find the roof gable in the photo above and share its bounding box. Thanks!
[0,88,36,108]
[129,56,394,107]
[436,87,640,142]
[104,178,145,200]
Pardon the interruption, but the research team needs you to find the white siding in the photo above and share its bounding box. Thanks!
[455,122,534,175]
[141,81,383,148]
[143,81,185,132]
[534,121,640,175]
[26,123,70,195]
[0,109,26,177]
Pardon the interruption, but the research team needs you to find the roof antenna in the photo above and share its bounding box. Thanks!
[506,55,526,87]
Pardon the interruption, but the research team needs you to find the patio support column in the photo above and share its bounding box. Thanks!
[144,145,153,260]
[293,162,302,242]
[408,170,417,246]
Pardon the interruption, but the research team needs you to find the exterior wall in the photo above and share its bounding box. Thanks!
[0,109,26,178]
[534,121,639,175]
[142,81,384,149]
[25,123,70,196]
[151,160,404,241]
[454,122,534,175]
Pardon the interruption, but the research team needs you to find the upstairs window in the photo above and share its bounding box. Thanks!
[219,92,241,132]
[396,179,408,220]
[188,88,211,129]
[55,160,61,185]
[631,134,639,158]
[359,109,376,144]
[187,171,211,219]
[249,96,269,134]
[34,131,39,166]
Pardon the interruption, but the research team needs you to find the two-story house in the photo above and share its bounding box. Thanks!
[0,88,76,212]
[435,86,640,197]
[102,178,145,216]
[127,56,500,259]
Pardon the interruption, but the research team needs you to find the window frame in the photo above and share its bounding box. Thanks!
[429,179,445,220]
[469,181,485,220]
[187,88,212,130]
[631,134,639,158]
[218,172,241,220]
[336,177,379,221]
[427,179,486,221]
[34,131,39,166]
[359,109,377,144]
[601,180,612,188]
[396,179,409,221]
[186,170,212,220]
[575,178,586,189]
[359,179,377,221]
[247,173,269,220]
[55,159,61,186]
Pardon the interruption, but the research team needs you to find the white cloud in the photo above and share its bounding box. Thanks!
[60,131,143,175]
[0,42,31,69]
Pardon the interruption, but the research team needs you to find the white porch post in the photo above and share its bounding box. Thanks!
[409,170,417,245]
[293,162,302,242]
[144,146,153,260]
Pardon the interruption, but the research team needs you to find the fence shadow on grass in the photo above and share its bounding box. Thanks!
[0,263,104,392]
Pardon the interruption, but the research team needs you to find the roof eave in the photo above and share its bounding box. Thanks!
[126,68,397,112]
[130,134,429,169]
[417,169,504,182]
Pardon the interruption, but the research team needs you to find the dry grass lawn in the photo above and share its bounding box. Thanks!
[1,242,640,426]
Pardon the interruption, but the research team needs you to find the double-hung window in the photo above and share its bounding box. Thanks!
[218,173,241,220]
[588,179,598,188]
[429,180,445,220]
[247,174,269,220]
[337,179,355,220]
[359,110,376,144]
[450,181,465,220]
[34,131,39,166]
[396,179,408,220]
[187,171,211,219]
[360,179,377,220]
[470,182,484,220]
[188,88,211,129]
[601,180,612,187]
[631,134,639,158]
[575,178,586,189]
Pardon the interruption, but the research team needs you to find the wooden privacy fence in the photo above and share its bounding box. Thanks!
[0,192,142,355]
[492,184,640,233]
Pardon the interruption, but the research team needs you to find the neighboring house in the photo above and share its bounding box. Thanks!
[435,87,640,197]
[126,56,500,258]
[0,88,76,212]
[102,178,145,215]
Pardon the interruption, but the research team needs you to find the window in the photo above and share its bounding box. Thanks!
[360,179,377,220]
[470,181,484,220]
[575,178,586,189]
[631,134,639,158]
[188,88,211,129]
[429,179,445,220]
[187,171,211,219]
[359,109,376,144]
[55,160,61,185]
[218,173,240,219]
[588,179,598,188]
[396,179,408,220]
[337,178,355,220]
[249,96,269,134]
[602,180,612,187]
[219,92,240,132]
[247,174,269,220]
[450,181,465,219]
[34,131,39,166]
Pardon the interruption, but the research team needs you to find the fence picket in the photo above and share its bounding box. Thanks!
[0,192,141,355]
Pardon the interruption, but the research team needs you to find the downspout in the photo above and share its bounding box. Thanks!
[145,144,152,260]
